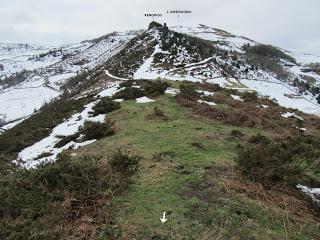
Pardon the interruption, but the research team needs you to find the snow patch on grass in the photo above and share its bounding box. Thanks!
[197,99,216,106]
[136,96,155,103]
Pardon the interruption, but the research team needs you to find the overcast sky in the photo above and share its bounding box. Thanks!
[1,0,320,55]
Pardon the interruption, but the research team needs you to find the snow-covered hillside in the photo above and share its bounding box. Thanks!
[0,31,138,131]
[127,24,320,115]
[1,22,320,133]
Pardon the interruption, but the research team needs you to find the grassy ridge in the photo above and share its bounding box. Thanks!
[74,94,319,239]
[1,80,319,239]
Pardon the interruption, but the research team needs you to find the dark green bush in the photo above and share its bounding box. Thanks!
[177,83,200,101]
[113,87,144,100]
[91,97,120,116]
[0,154,110,239]
[54,133,80,148]
[142,80,169,97]
[247,134,270,144]
[230,130,245,138]
[109,149,142,177]
[146,106,169,121]
[242,91,259,102]
[237,135,320,186]
[34,152,54,160]
[80,120,114,140]
[245,44,296,63]
[0,150,141,239]
[119,80,134,88]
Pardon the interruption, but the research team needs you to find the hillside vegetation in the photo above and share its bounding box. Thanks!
[1,79,320,239]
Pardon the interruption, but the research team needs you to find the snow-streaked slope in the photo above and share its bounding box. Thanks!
[0,31,137,131]
[15,82,121,169]
[0,82,59,121]
[132,24,320,116]
[171,24,255,52]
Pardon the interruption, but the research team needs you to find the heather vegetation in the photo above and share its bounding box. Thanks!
[237,134,320,186]
[0,151,141,240]
[113,80,168,100]
[0,96,92,163]
[243,44,295,79]
[1,80,320,239]
[91,97,120,116]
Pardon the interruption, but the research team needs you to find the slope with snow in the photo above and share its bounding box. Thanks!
[0,31,138,131]
[131,24,320,116]
[15,82,121,169]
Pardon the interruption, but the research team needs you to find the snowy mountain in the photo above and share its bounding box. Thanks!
[106,23,320,115]
[1,22,320,133]
[0,31,139,130]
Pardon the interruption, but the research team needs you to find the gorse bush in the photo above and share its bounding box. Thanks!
[80,119,114,140]
[54,133,80,148]
[0,154,110,239]
[141,80,169,97]
[0,151,141,239]
[113,86,144,100]
[230,130,245,138]
[146,106,169,121]
[109,149,142,177]
[113,80,169,100]
[242,91,259,102]
[176,83,200,107]
[119,80,135,88]
[91,97,120,116]
[237,135,320,186]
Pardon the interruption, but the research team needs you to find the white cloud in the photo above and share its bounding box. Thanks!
[1,0,320,55]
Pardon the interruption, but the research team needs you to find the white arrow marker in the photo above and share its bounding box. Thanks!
[160,212,167,223]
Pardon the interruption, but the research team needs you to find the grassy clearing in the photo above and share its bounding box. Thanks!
[73,93,319,239]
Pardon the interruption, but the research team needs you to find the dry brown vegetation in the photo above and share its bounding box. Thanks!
[222,170,320,227]
[176,81,320,135]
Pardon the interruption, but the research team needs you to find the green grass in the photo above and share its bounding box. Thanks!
[1,85,318,239]
[74,94,319,239]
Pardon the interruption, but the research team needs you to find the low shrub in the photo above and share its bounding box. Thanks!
[33,152,54,160]
[0,151,138,239]
[0,155,111,240]
[146,106,169,121]
[226,111,253,127]
[241,91,259,102]
[113,87,144,100]
[178,83,200,101]
[91,97,120,116]
[142,80,169,97]
[80,119,114,140]
[109,149,142,178]
[230,130,245,138]
[176,83,200,108]
[237,135,320,186]
[192,104,226,121]
[210,92,232,105]
[119,80,134,88]
[54,133,80,148]
[245,44,296,63]
[247,134,270,144]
